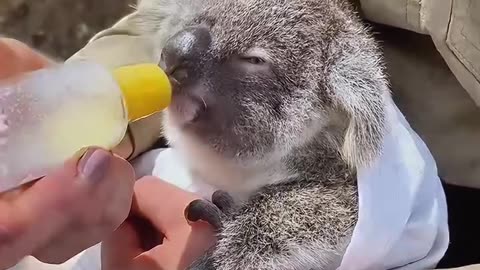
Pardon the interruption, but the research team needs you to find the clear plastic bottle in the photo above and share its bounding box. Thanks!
[0,60,171,192]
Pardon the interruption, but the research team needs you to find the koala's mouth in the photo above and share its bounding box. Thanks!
[166,72,210,127]
[168,92,206,126]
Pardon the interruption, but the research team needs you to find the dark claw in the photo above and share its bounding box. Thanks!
[185,199,224,230]
[212,190,234,213]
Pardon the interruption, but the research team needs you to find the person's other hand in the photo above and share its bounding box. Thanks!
[102,177,216,270]
[0,38,135,269]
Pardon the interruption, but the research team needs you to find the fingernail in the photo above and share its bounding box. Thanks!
[72,147,89,161]
[77,148,112,183]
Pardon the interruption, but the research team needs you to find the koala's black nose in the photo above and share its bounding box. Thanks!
[161,27,211,85]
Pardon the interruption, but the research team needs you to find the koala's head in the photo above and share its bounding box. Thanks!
[159,0,389,168]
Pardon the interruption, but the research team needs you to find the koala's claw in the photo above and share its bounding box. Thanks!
[185,199,224,230]
[211,190,234,213]
[184,190,234,231]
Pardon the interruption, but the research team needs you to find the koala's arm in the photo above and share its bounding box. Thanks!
[186,179,357,270]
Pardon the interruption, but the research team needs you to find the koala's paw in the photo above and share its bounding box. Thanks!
[184,190,234,231]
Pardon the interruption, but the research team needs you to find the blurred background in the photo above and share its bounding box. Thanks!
[0,0,134,60]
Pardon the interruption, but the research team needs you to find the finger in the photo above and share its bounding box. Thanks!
[111,134,134,159]
[0,148,129,268]
[33,153,135,264]
[72,152,135,232]
[137,221,216,270]
[101,222,143,270]
[132,177,200,240]
[0,38,52,79]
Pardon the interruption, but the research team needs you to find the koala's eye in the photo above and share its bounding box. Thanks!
[234,49,271,73]
[242,56,266,65]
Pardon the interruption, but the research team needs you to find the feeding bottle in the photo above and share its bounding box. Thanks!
[0,60,172,193]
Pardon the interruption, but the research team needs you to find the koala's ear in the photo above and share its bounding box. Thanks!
[329,68,390,169]
[324,31,391,168]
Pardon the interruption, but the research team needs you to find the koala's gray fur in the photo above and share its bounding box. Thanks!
[133,0,390,269]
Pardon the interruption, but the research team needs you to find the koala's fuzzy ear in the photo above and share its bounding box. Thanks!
[328,61,390,169]
[323,27,391,169]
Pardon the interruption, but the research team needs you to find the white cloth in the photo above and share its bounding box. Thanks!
[338,100,449,270]
[72,100,449,270]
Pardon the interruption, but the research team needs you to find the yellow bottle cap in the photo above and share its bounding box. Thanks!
[112,64,172,122]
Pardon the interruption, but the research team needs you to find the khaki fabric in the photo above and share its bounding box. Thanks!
[360,1,480,189]
[378,26,480,189]
[359,0,480,107]
[67,13,164,159]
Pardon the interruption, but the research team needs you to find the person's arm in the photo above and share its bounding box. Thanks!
[356,0,480,107]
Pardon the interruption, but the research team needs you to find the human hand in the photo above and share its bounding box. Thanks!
[102,177,217,270]
[0,38,136,269]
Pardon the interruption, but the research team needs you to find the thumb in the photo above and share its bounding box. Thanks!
[0,147,129,269]
[0,149,92,268]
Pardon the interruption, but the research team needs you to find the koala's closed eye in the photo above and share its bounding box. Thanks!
[240,56,266,65]
[235,49,271,73]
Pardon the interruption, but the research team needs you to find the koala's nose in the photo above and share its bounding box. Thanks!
[161,27,211,85]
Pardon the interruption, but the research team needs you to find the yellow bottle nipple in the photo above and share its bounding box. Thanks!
[112,64,172,122]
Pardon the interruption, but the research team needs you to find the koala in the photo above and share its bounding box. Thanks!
[135,0,390,269]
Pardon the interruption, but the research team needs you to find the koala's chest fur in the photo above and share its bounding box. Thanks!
[217,173,358,269]
[179,137,359,270]
[169,130,296,200]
